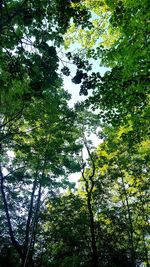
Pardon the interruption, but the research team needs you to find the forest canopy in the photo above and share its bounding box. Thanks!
[0,0,149,267]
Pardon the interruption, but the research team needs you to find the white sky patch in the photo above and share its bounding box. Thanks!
[90,132,102,147]
[69,172,81,185]
[7,150,15,158]
[2,167,9,176]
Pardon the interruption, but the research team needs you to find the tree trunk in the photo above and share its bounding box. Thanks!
[0,165,23,259]
[20,255,34,267]
[82,137,100,267]
[87,195,99,267]
[121,176,136,267]
[21,184,42,267]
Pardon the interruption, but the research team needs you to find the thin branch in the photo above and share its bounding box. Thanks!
[0,105,24,129]
[3,166,26,180]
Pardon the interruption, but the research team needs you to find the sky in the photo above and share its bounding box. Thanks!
[63,63,108,108]
[60,53,108,184]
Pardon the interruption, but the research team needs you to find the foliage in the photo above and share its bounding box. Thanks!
[0,1,149,267]
[0,1,84,266]
[39,193,90,267]
[64,0,120,49]
[70,0,150,145]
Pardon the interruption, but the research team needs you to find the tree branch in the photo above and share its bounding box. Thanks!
[0,105,24,129]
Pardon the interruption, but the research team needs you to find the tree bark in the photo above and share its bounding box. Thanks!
[87,194,99,267]
[121,175,136,267]
[81,137,99,267]
[22,184,42,267]
[23,178,38,257]
[0,164,23,258]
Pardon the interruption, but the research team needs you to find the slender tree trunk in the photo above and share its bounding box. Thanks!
[140,199,150,267]
[87,194,99,267]
[22,184,42,267]
[121,176,136,267]
[142,231,150,267]
[0,165,23,258]
[23,177,38,262]
[30,184,42,254]
[82,137,99,267]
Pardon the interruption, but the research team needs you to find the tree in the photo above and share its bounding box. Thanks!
[92,124,150,267]
[72,122,149,267]
[0,1,89,266]
[0,88,82,266]
[1,1,149,266]
[67,0,149,145]
[64,0,119,49]
[40,192,90,267]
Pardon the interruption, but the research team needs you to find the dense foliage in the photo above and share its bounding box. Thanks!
[0,0,149,267]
